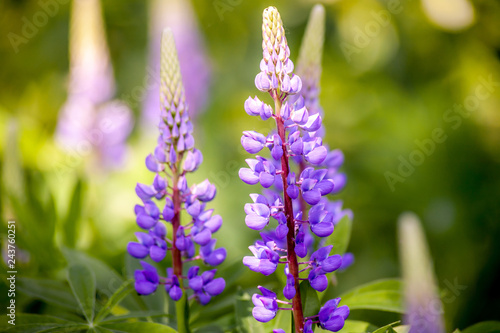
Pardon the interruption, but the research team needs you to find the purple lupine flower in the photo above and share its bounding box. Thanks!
[187,267,225,305]
[134,261,159,295]
[243,241,280,276]
[318,298,350,332]
[142,0,211,127]
[252,286,278,322]
[239,6,350,331]
[56,0,133,170]
[128,29,224,305]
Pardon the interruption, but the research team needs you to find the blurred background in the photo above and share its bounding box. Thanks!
[0,0,499,330]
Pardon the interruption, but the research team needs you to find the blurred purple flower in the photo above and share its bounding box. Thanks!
[56,0,133,169]
[142,0,211,126]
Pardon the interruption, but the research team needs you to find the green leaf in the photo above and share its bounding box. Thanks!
[339,279,404,314]
[461,321,500,333]
[262,308,291,332]
[99,322,178,332]
[64,248,143,312]
[334,320,377,332]
[393,325,410,333]
[94,279,134,323]
[62,179,84,248]
[299,280,321,317]
[234,291,265,333]
[371,321,400,333]
[325,215,352,255]
[0,314,87,333]
[68,264,96,323]
[17,277,79,310]
[99,311,172,323]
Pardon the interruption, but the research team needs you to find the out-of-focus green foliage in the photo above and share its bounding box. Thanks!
[1,0,499,331]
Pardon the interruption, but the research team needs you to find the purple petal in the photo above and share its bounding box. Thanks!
[193,228,212,245]
[189,276,204,291]
[127,242,149,258]
[259,172,275,188]
[242,136,265,154]
[303,189,322,205]
[135,183,156,200]
[245,215,269,230]
[252,307,276,323]
[169,285,183,301]
[243,257,277,276]
[204,277,225,296]
[316,179,334,196]
[205,215,223,233]
[305,146,328,165]
[239,168,259,185]
[136,213,157,229]
[145,154,163,172]
[135,280,157,295]
[150,245,166,262]
[310,274,328,292]
[322,255,342,272]
[205,248,226,266]
[311,222,334,237]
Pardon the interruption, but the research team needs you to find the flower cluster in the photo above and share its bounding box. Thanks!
[128,29,225,305]
[239,6,351,332]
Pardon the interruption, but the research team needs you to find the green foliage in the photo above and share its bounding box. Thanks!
[339,279,404,313]
[325,215,352,256]
[459,321,500,333]
[299,280,321,317]
[62,179,85,248]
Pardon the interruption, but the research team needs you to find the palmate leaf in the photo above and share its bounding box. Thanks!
[339,279,404,313]
[64,248,143,312]
[94,279,134,323]
[98,322,178,332]
[68,264,97,323]
[0,314,87,333]
[17,276,79,310]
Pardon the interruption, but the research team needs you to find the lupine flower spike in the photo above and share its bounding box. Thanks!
[142,0,211,127]
[399,212,445,333]
[128,28,225,332]
[56,0,133,169]
[240,6,350,332]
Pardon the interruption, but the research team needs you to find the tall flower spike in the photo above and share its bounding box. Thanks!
[128,28,225,332]
[142,0,210,127]
[296,4,325,118]
[399,212,445,333]
[56,0,133,170]
[240,6,350,332]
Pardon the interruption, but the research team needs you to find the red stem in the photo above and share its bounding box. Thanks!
[275,98,304,333]
[171,163,183,278]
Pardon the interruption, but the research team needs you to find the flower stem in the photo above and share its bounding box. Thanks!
[275,97,304,333]
[171,163,190,333]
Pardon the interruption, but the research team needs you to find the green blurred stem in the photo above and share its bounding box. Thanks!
[275,96,305,333]
[175,280,190,333]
